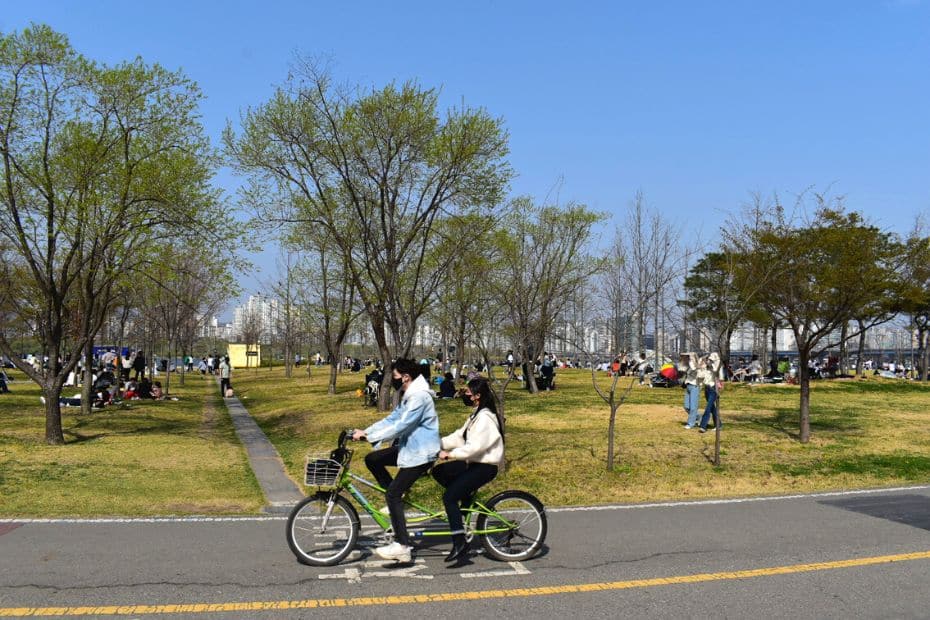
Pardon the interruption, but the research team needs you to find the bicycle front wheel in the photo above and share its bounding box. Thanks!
[286,493,359,566]
[477,490,547,561]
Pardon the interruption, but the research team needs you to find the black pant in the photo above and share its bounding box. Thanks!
[220,378,230,396]
[432,461,498,535]
[364,446,431,546]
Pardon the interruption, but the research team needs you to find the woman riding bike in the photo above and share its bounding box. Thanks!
[432,376,504,565]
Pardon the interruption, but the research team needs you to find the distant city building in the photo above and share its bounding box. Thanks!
[232,294,280,342]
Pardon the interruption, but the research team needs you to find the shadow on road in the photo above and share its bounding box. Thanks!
[820,493,930,531]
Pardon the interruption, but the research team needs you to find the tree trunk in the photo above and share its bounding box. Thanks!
[770,321,778,375]
[721,327,733,378]
[81,340,94,416]
[43,379,66,445]
[798,347,811,443]
[607,402,618,471]
[328,362,338,395]
[162,341,170,396]
[856,320,867,376]
[523,343,539,394]
[917,327,930,381]
[839,322,848,376]
[654,295,661,372]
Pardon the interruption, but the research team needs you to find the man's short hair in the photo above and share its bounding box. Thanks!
[391,357,420,379]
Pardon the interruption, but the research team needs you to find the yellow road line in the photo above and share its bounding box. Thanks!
[3,550,930,617]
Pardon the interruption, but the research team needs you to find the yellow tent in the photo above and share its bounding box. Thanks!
[227,343,260,369]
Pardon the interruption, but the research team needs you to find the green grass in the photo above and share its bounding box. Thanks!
[0,369,264,516]
[231,366,930,508]
[3,363,929,516]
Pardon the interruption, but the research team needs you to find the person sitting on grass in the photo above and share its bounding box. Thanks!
[437,372,457,399]
[151,381,164,400]
[136,376,153,399]
[124,379,138,399]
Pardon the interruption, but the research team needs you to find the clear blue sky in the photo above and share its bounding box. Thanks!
[4,1,929,316]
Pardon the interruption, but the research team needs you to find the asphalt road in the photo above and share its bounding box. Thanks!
[3,485,930,619]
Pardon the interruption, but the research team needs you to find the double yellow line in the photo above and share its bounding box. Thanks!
[3,550,930,617]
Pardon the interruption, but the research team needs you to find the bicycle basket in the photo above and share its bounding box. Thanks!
[304,454,344,487]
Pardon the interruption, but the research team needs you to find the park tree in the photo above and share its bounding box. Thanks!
[138,244,238,392]
[609,192,685,361]
[290,233,359,394]
[681,248,772,367]
[226,62,511,408]
[727,194,905,442]
[493,197,605,393]
[268,250,304,379]
[0,25,235,443]
[900,220,930,381]
[427,213,495,377]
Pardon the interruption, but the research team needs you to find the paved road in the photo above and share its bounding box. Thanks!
[3,486,930,618]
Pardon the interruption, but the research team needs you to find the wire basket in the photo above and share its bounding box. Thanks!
[304,454,344,487]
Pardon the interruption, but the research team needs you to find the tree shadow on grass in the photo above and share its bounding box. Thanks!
[62,413,195,444]
[741,405,863,441]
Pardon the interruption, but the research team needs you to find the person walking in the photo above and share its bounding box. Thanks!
[698,352,723,433]
[219,355,232,397]
[432,377,504,565]
[351,358,440,563]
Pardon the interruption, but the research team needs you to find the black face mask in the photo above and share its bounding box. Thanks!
[391,377,404,391]
[461,394,473,407]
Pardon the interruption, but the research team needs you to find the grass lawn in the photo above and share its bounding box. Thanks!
[3,363,928,517]
[0,369,264,517]
[231,365,930,509]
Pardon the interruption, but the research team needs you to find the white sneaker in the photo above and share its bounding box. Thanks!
[374,542,412,562]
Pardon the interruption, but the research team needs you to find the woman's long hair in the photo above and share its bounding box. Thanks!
[467,377,504,442]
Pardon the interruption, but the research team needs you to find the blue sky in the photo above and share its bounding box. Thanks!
[4,1,929,316]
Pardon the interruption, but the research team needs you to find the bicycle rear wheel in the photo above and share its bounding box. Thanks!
[286,493,359,566]
[477,490,547,561]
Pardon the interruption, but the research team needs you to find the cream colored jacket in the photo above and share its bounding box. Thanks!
[441,407,504,466]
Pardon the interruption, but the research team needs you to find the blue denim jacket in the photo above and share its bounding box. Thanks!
[364,375,440,468]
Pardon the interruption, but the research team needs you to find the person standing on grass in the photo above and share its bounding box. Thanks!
[698,352,723,433]
[351,358,440,563]
[219,355,231,397]
[132,349,146,381]
[679,352,700,429]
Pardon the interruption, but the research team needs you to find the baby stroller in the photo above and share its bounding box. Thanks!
[650,364,679,388]
[363,368,382,407]
[364,380,379,407]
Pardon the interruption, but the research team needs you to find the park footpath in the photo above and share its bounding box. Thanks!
[217,380,304,513]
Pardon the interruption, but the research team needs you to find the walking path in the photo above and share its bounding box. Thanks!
[218,381,304,513]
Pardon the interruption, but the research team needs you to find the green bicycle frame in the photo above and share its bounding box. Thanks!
[332,467,515,538]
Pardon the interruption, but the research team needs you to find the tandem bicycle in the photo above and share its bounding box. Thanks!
[285,429,547,566]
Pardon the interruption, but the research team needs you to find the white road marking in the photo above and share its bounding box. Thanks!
[2,485,927,523]
[460,561,531,579]
[318,558,433,582]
